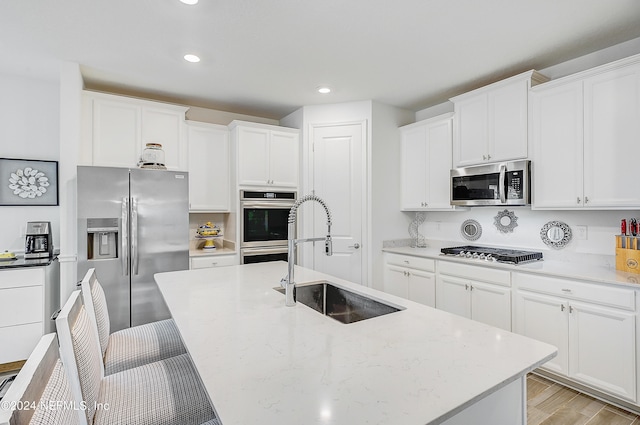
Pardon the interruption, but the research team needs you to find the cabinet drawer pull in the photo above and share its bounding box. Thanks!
[561,288,572,293]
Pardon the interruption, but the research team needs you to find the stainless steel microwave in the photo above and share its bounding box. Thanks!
[450,160,531,206]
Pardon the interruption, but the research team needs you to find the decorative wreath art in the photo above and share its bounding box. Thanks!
[494,209,518,233]
[540,220,572,249]
[8,167,50,199]
[460,219,482,241]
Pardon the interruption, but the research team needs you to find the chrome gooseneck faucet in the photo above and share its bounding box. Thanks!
[281,194,333,306]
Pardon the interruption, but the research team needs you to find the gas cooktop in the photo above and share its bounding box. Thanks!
[440,245,543,265]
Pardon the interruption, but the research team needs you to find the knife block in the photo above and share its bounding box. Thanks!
[615,235,640,274]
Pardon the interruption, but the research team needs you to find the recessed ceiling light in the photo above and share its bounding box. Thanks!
[317,87,331,94]
[180,0,198,5]
[184,54,200,63]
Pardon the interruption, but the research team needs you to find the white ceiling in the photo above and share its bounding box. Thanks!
[2,0,640,119]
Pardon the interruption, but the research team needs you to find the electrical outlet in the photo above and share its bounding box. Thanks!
[575,225,587,240]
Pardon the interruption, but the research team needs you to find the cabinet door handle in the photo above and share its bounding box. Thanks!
[584,196,589,204]
[465,284,469,290]
[487,154,491,160]
[561,304,565,311]
[482,155,487,160]
[469,285,474,291]
[577,197,581,204]
[569,305,574,313]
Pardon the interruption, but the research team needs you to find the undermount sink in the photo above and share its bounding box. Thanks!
[275,281,403,324]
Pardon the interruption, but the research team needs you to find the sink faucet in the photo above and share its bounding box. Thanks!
[281,194,333,307]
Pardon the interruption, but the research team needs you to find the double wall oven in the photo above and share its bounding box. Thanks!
[239,190,296,264]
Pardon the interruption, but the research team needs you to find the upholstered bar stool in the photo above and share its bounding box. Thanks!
[0,333,80,425]
[80,268,187,375]
[56,290,219,425]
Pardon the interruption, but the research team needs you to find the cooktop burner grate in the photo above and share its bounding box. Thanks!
[440,245,543,264]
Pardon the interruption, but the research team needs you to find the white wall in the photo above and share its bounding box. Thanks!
[0,73,60,252]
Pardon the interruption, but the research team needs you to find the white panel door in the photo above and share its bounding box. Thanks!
[584,64,640,208]
[187,123,230,211]
[142,107,186,170]
[454,96,487,166]
[311,123,364,284]
[488,79,528,162]
[426,118,454,209]
[436,275,471,319]
[514,291,568,375]
[383,264,409,299]
[408,269,436,308]
[92,99,140,167]
[568,301,636,401]
[238,127,270,186]
[470,281,511,331]
[269,131,299,187]
[530,81,584,208]
[400,123,428,209]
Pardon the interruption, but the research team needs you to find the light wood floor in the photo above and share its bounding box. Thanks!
[527,374,640,425]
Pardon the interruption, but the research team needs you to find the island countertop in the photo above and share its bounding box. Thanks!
[155,262,556,425]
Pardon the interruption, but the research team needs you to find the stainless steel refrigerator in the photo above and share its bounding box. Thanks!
[77,166,189,332]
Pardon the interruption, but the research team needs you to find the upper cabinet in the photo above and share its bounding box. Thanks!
[400,113,454,210]
[531,55,640,209]
[450,70,549,167]
[81,91,189,170]
[230,120,299,188]
[186,122,230,212]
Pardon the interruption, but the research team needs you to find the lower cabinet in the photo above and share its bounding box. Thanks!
[383,254,435,307]
[436,263,512,331]
[0,262,59,365]
[189,254,237,270]
[514,273,637,402]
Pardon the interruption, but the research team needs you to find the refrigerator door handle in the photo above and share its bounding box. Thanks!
[131,197,139,275]
[121,197,129,276]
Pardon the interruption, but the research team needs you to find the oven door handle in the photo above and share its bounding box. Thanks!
[241,201,295,209]
[242,247,289,255]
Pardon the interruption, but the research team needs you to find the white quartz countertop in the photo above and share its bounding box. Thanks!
[383,246,640,289]
[155,262,556,425]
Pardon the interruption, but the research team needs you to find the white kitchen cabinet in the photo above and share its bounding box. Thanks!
[436,261,511,331]
[513,272,637,402]
[230,120,299,188]
[451,70,548,167]
[531,55,640,209]
[81,91,189,170]
[400,113,454,210]
[186,122,230,212]
[383,253,436,307]
[0,262,59,365]
[189,254,237,269]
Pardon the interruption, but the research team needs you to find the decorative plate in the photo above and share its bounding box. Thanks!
[460,219,482,241]
[494,209,518,233]
[540,221,572,249]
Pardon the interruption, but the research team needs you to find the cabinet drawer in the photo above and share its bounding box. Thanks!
[0,322,43,364]
[0,268,45,290]
[385,253,435,272]
[0,286,43,327]
[438,261,511,287]
[515,273,635,311]
[190,255,237,270]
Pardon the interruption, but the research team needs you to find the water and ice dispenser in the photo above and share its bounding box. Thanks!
[86,218,118,260]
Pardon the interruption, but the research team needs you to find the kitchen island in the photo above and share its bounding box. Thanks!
[155,262,556,425]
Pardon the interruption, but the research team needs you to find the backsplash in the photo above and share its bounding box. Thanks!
[401,208,640,268]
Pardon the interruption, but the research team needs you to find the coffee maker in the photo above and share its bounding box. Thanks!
[25,221,53,259]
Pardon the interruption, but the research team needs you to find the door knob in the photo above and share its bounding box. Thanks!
[348,243,360,249]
